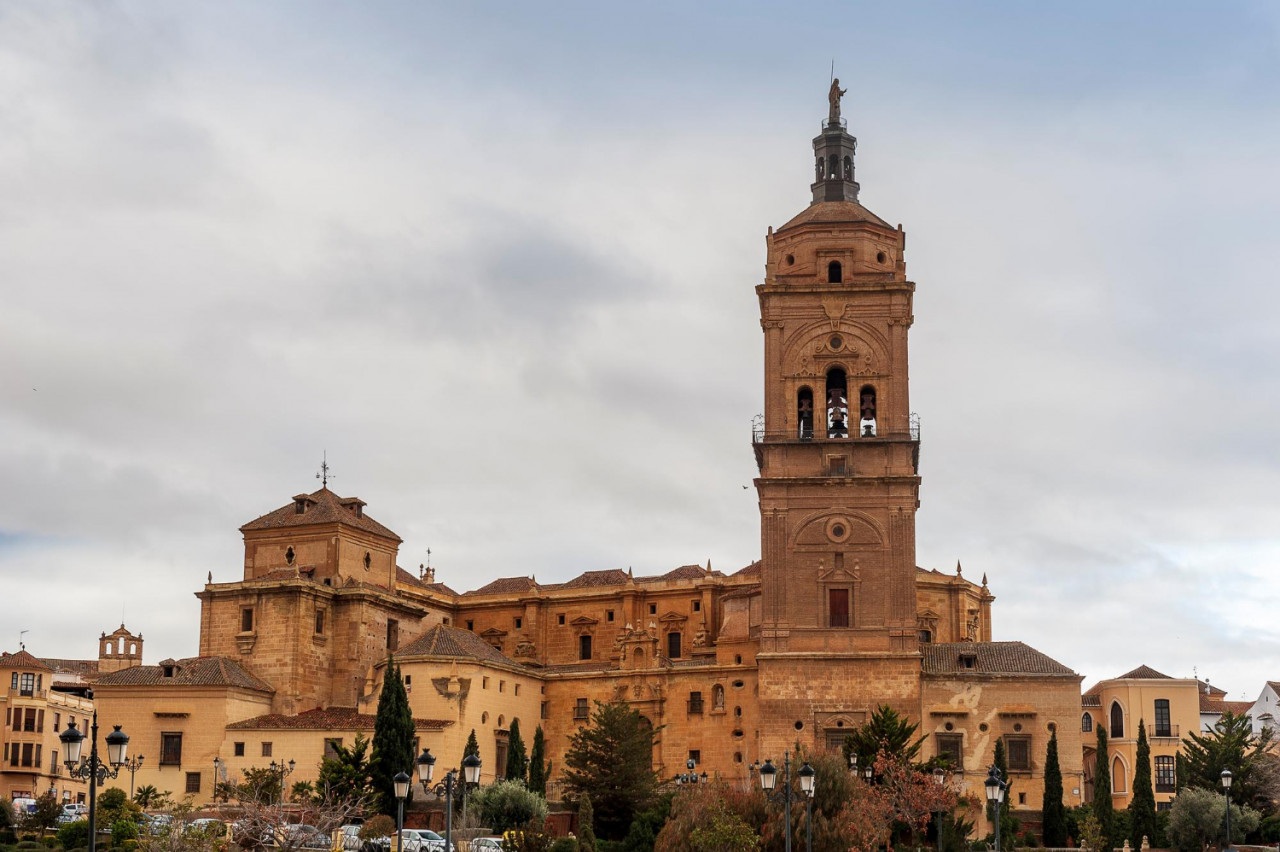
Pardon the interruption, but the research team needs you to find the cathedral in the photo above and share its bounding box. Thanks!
[82,89,1084,836]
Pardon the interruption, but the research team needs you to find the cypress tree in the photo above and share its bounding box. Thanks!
[1128,720,1156,851]
[577,793,597,852]
[989,738,1016,851]
[370,658,416,816]
[505,719,529,785]
[464,728,480,760]
[1043,729,1067,847]
[1093,725,1114,851]
[528,725,549,795]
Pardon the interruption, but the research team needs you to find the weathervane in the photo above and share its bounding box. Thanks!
[316,452,335,489]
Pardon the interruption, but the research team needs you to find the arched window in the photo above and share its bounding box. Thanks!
[828,154,838,179]
[826,368,848,438]
[1082,712,1093,733]
[1112,756,1127,793]
[843,156,852,180]
[858,385,877,437]
[827,260,843,283]
[1110,701,1125,738]
[797,387,814,439]
[712,685,725,710]
[815,158,824,182]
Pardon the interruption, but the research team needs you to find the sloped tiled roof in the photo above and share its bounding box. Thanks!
[658,565,707,582]
[397,625,515,667]
[227,706,450,731]
[1082,694,1102,708]
[40,658,100,676]
[1225,701,1254,715]
[468,576,539,596]
[777,200,893,232]
[1116,664,1172,680]
[95,657,274,692]
[922,642,1077,677]
[240,488,401,542]
[559,569,630,589]
[1195,679,1228,697]
[1,650,53,671]
[734,561,762,577]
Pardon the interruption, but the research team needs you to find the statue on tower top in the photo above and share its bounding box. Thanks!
[828,78,847,126]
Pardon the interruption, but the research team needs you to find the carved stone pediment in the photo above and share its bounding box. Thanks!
[569,615,599,627]
[480,627,508,638]
[658,611,688,624]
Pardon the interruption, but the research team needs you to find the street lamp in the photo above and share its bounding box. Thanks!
[676,757,705,786]
[269,759,296,803]
[798,762,816,852]
[933,768,947,851]
[123,753,145,800]
[393,771,411,852]
[984,766,1007,852]
[461,751,482,825]
[758,752,794,852]
[1222,769,1234,851]
[60,710,130,852]
[212,757,223,803]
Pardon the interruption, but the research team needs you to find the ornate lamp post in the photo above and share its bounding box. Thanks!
[393,771,411,852]
[798,762,816,852]
[759,751,794,852]
[1221,769,1234,851]
[460,752,482,827]
[59,713,130,852]
[123,753,145,800]
[269,759,296,803]
[675,757,707,785]
[985,766,1007,852]
[418,748,480,852]
[932,767,947,851]
[212,757,223,803]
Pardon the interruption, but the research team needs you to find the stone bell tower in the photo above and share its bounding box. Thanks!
[753,85,922,755]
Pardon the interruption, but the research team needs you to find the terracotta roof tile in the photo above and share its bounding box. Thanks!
[39,658,100,676]
[660,565,707,581]
[467,577,539,596]
[95,657,274,692]
[922,642,1077,677]
[1200,693,1226,712]
[227,706,450,731]
[1196,679,1228,697]
[240,488,401,542]
[559,569,630,589]
[1115,664,1172,680]
[1082,694,1102,707]
[2,650,54,671]
[1225,701,1254,714]
[398,625,516,667]
[777,200,893,232]
[734,561,762,577]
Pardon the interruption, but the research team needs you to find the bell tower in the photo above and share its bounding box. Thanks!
[753,87,922,754]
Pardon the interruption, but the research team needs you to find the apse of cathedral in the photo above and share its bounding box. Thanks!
[87,89,1085,832]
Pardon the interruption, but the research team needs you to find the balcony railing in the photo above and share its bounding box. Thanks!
[1152,725,1179,739]
[8,688,47,700]
[751,413,920,444]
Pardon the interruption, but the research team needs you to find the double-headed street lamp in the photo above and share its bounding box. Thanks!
[59,711,130,852]
[759,752,815,852]
[932,767,948,851]
[1222,769,1234,851]
[417,748,482,852]
[984,766,1008,852]
[798,762,816,852]
[123,753,145,799]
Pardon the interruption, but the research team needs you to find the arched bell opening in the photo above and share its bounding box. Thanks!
[858,384,877,437]
[797,386,814,440]
[826,368,848,438]
[827,261,842,283]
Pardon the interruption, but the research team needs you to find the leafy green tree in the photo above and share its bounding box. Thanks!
[621,791,674,852]
[689,799,759,852]
[23,790,62,831]
[370,658,416,816]
[1093,725,1115,851]
[1128,720,1156,850]
[578,793,597,852]
[58,820,91,849]
[841,705,924,770]
[1182,710,1276,813]
[528,726,550,796]
[0,796,13,830]
[241,766,285,803]
[1043,729,1067,847]
[469,779,548,833]
[561,701,658,840]
[112,817,140,847]
[1167,786,1261,852]
[317,733,373,803]
[506,719,529,785]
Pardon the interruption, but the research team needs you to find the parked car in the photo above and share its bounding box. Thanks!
[144,814,175,836]
[270,824,333,850]
[338,824,364,851]
[62,803,89,817]
[469,837,503,852]
[415,830,454,852]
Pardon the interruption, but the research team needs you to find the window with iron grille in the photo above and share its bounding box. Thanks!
[1154,700,1171,737]
[186,772,201,794]
[574,699,589,721]
[936,734,963,769]
[1155,755,1175,792]
[1082,713,1093,733]
[1004,735,1031,771]
[160,733,183,765]
[688,691,704,715]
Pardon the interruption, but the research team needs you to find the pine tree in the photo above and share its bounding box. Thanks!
[370,658,416,816]
[1043,729,1067,847]
[506,719,529,785]
[1093,725,1114,851]
[1129,719,1156,851]
[464,728,480,760]
[561,701,657,840]
[528,725,550,795]
[577,793,597,852]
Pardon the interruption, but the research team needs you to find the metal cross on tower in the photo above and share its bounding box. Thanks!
[316,452,335,488]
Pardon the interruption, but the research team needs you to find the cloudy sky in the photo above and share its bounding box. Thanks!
[3,1,1279,698]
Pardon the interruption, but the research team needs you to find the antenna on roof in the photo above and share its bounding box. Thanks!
[18,629,28,651]
[316,451,335,489]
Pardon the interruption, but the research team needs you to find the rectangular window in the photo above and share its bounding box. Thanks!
[1155,756,1176,792]
[324,738,343,760]
[8,673,15,689]
[541,701,549,720]
[688,750,701,764]
[19,673,35,695]
[499,680,505,693]
[234,742,245,757]
[466,620,474,631]
[667,632,682,659]
[483,677,489,689]
[935,734,963,768]
[515,684,521,696]
[574,698,589,721]
[387,619,399,651]
[1157,802,1173,812]
[160,733,183,765]
[23,709,35,732]
[1004,736,1031,771]
[688,691,704,715]
[315,609,325,634]
[606,610,614,622]
[53,713,60,732]
[262,742,273,757]
[558,614,566,625]
[185,772,201,794]
[515,617,522,629]
[21,743,33,767]
[241,608,254,633]
[9,709,17,731]
[37,710,44,733]
[1154,699,1172,738]
[828,588,850,628]
[649,604,657,615]
[692,600,701,612]
[579,634,593,661]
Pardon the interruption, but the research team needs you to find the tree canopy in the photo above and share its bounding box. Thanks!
[1182,710,1277,814]
[317,732,373,804]
[369,657,416,816]
[561,701,658,840]
[841,704,924,770]
[506,719,529,785]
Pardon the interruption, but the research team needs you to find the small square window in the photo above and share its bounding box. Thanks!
[515,684,521,696]
[262,742,273,758]
[515,617,522,629]
[649,603,657,615]
[558,614,566,625]
[315,609,325,634]
[466,620,474,631]
[607,610,614,622]
[500,680,505,693]
[692,600,701,612]
[483,677,489,688]
[233,742,245,757]
[186,772,201,794]
[688,750,701,764]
